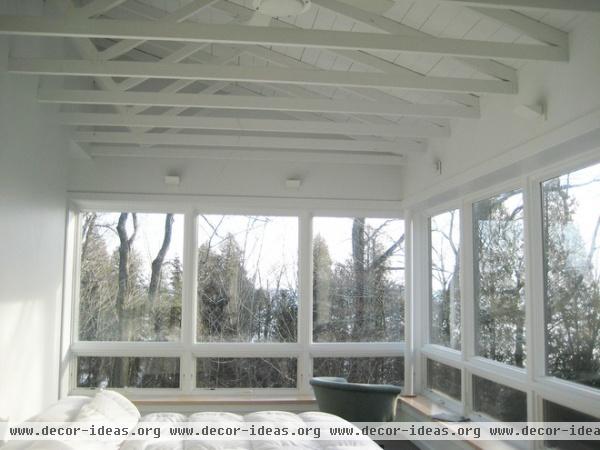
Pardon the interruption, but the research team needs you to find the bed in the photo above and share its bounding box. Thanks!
[1,391,380,450]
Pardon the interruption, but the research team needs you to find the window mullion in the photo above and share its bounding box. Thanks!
[181,210,198,394]
[461,199,474,415]
[298,212,312,396]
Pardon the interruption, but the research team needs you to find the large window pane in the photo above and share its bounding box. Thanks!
[313,357,404,386]
[79,212,183,342]
[543,400,599,450]
[542,163,600,389]
[313,217,405,342]
[430,210,461,350]
[472,375,526,422]
[426,359,461,401]
[196,358,297,388]
[196,215,298,343]
[77,357,180,388]
[473,191,526,367]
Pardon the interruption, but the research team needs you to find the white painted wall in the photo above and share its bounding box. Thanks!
[68,156,404,202]
[403,13,600,207]
[0,1,69,422]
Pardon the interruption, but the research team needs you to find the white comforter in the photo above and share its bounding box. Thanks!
[2,396,379,450]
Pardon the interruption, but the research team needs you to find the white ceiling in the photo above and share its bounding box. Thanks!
[0,0,587,166]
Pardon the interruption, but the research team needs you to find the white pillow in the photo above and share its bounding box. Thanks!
[74,390,141,448]
[76,390,140,425]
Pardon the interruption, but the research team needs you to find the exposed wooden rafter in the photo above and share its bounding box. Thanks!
[39,89,481,119]
[8,58,516,94]
[86,145,407,166]
[72,132,426,154]
[433,0,600,12]
[0,16,568,61]
[58,113,450,139]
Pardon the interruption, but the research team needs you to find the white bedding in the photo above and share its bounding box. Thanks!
[2,395,379,450]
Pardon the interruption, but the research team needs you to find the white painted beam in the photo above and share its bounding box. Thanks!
[9,58,515,94]
[433,0,600,12]
[86,145,407,166]
[72,131,426,154]
[311,0,520,82]
[469,7,568,47]
[58,112,450,138]
[38,89,481,119]
[0,16,568,61]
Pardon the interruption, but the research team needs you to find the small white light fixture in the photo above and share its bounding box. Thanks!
[285,178,302,189]
[164,175,181,186]
[514,103,546,121]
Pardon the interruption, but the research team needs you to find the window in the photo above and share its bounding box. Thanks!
[473,191,526,368]
[542,163,600,389]
[196,215,298,343]
[71,210,405,395]
[196,358,297,389]
[312,217,405,342]
[430,209,461,350]
[76,357,180,389]
[313,357,404,385]
[426,359,461,401]
[78,212,184,342]
[472,375,527,422]
[543,400,598,450]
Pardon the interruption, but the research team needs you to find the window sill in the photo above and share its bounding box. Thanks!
[397,396,519,450]
[132,395,317,406]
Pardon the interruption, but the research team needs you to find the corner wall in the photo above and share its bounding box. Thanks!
[402,13,600,207]
[0,1,69,421]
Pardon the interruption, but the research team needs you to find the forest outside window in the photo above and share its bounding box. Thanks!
[429,209,461,350]
[542,162,600,390]
[78,212,184,342]
[312,217,405,343]
[473,190,526,368]
[196,215,298,343]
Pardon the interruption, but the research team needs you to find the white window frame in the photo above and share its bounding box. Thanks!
[61,196,408,399]
[411,149,600,450]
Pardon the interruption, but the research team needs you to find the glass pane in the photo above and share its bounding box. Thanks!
[426,359,461,401]
[196,358,297,388]
[430,210,461,350]
[473,191,526,367]
[543,400,599,450]
[196,215,298,343]
[313,217,405,342]
[313,357,404,385]
[472,375,527,422]
[76,357,180,388]
[79,213,183,342]
[542,163,600,389]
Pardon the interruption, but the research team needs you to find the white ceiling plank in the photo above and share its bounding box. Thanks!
[10,58,516,94]
[71,131,426,154]
[86,145,407,166]
[98,0,220,60]
[469,7,568,47]
[432,0,600,12]
[311,0,520,82]
[69,0,127,19]
[0,16,568,61]
[39,89,480,119]
[58,112,450,138]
